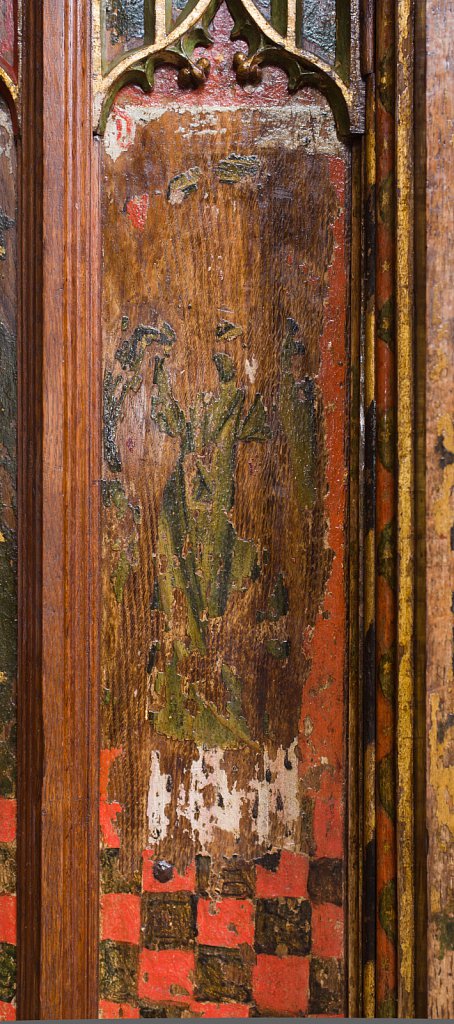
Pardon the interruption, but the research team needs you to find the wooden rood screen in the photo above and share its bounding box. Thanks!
[97,0,359,1015]
[0,0,443,1018]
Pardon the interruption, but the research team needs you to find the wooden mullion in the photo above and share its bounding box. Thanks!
[17,1,100,1018]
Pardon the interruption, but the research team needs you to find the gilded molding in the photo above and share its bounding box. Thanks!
[395,0,415,1013]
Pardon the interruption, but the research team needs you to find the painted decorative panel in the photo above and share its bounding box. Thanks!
[99,4,350,1015]
[94,0,363,138]
[0,95,17,1023]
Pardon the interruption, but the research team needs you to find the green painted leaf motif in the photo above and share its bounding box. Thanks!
[215,154,261,184]
[239,394,271,442]
[378,647,394,702]
[377,171,394,226]
[377,296,394,348]
[378,751,395,821]
[166,167,201,204]
[150,344,272,746]
[151,356,187,437]
[377,520,395,590]
[378,878,397,945]
[115,324,161,370]
[221,663,252,740]
[377,407,395,472]
[213,351,236,382]
[376,990,397,1019]
[216,320,243,341]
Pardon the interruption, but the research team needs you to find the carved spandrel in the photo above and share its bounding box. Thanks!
[94,0,364,136]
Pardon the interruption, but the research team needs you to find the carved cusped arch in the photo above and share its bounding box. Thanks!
[94,0,364,136]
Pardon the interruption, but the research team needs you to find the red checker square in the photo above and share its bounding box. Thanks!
[311,904,344,958]
[99,1000,140,1019]
[0,896,15,945]
[142,850,196,893]
[197,898,254,947]
[193,1002,249,1017]
[253,954,309,1015]
[0,800,16,844]
[0,1001,15,1021]
[101,893,141,945]
[255,850,309,898]
[138,949,194,1004]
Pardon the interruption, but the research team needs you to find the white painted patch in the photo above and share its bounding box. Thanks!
[245,356,258,384]
[147,750,171,842]
[248,738,302,846]
[146,738,302,853]
[176,748,244,848]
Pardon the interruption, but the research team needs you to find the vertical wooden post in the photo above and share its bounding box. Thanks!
[375,0,398,1012]
[395,0,415,1013]
[425,0,454,1016]
[17,1,100,1017]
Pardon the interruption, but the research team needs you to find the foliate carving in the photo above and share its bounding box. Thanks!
[93,0,364,137]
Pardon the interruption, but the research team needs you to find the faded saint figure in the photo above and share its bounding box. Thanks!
[148,350,270,748]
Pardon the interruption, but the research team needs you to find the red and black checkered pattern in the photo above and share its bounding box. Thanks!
[99,846,344,1018]
[0,798,16,1021]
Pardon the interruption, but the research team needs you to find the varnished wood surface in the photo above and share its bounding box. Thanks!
[425,0,454,1015]
[17,1,100,1018]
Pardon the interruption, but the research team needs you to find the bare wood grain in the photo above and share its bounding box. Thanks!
[17,0,100,1017]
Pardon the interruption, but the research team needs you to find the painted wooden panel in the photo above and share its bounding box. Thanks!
[0,96,17,1022]
[99,10,349,1016]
